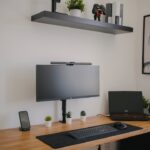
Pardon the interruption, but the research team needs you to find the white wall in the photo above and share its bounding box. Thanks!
[136,0,150,98]
[0,0,138,132]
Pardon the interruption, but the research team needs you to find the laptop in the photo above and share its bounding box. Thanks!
[109,91,150,121]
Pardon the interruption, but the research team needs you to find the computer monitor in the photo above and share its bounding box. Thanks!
[36,65,99,101]
[36,64,99,122]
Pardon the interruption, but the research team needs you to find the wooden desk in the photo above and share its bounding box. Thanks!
[0,116,150,150]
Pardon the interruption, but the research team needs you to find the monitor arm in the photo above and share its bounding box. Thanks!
[61,99,67,123]
[52,0,61,12]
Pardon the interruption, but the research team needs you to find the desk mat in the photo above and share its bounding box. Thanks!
[36,123,142,149]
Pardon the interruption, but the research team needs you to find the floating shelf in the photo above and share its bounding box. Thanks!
[31,11,133,34]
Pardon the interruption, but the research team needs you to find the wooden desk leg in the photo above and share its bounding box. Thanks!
[98,145,101,150]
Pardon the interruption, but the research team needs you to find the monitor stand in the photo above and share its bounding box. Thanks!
[60,99,67,123]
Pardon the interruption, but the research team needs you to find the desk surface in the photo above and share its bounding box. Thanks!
[0,116,150,150]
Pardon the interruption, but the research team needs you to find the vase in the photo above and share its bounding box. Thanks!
[80,116,86,122]
[70,9,81,17]
[45,121,52,127]
[66,118,72,124]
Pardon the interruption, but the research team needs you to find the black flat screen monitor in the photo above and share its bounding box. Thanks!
[109,91,143,114]
[36,65,99,101]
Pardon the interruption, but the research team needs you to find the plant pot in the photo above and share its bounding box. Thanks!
[66,118,72,124]
[80,116,86,122]
[70,9,81,17]
[45,121,52,127]
[144,108,149,115]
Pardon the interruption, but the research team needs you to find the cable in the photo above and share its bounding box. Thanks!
[97,114,110,117]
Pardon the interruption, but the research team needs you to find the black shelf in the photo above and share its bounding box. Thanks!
[31,11,133,34]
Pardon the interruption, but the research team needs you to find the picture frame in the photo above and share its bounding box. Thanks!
[142,15,150,74]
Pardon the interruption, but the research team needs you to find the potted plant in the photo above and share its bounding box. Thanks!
[66,111,72,124]
[80,110,86,122]
[142,96,150,114]
[66,0,85,17]
[45,116,52,127]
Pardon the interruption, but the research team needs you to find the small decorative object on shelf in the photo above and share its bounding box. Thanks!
[112,2,124,25]
[92,4,106,22]
[45,115,52,127]
[105,3,113,23]
[142,96,150,114]
[52,0,61,12]
[66,111,72,124]
[80,110,86,122]
[66,0,85,17]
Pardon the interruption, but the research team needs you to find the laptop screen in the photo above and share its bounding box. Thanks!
[109,91,144,115]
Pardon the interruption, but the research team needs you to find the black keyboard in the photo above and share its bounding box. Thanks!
[69,125,118,139]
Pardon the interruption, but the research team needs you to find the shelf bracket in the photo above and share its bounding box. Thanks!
[52,0,61,12]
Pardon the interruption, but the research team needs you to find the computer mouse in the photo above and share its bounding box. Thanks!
[113,122,128,130]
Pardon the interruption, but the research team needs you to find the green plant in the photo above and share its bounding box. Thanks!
[45,116,52,121]
[142,96,150,109]
[66,0,85,12]
[66,111,72,118]
[80,110,86,116]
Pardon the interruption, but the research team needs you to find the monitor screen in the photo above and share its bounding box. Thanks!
[36,65,99,101]
[109,91,143,114]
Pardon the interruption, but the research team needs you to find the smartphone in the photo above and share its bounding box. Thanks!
[19,111,30,131]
